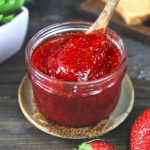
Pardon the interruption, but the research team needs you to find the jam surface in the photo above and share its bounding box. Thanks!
[32,30,121,82]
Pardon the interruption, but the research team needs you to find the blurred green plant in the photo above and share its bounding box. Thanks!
[0,0,31,24]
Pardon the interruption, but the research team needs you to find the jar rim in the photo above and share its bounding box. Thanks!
[25,21,127,85]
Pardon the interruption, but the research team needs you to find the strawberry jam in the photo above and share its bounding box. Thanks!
[32,30,121,82]
[26,22,127,127]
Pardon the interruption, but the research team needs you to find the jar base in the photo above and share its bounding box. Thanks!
[18,74,134,139]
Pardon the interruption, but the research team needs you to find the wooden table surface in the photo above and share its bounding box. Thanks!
[0,0,150,149]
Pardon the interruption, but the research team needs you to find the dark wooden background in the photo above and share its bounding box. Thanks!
[0,0,150,149]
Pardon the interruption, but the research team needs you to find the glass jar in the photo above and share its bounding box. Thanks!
[25,21,128,127]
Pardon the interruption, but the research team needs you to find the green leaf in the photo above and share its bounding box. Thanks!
[0,0,5,6]
[0,14,3,21]
[78,143,93,150]
[1,14,14,23]
[0,0,25,14]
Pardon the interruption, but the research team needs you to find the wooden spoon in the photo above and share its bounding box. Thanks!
[86,0,120,34]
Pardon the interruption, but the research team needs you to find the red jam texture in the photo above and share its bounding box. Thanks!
[31,30,124,127]
[32,30,121,81]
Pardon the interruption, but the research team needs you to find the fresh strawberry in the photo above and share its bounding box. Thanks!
[77,140,117,150]
[130,108,150,150]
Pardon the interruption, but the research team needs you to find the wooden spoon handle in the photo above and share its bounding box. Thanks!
[86,0,120,34]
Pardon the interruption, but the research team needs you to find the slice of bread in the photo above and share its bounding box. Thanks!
[102,0,150,25]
